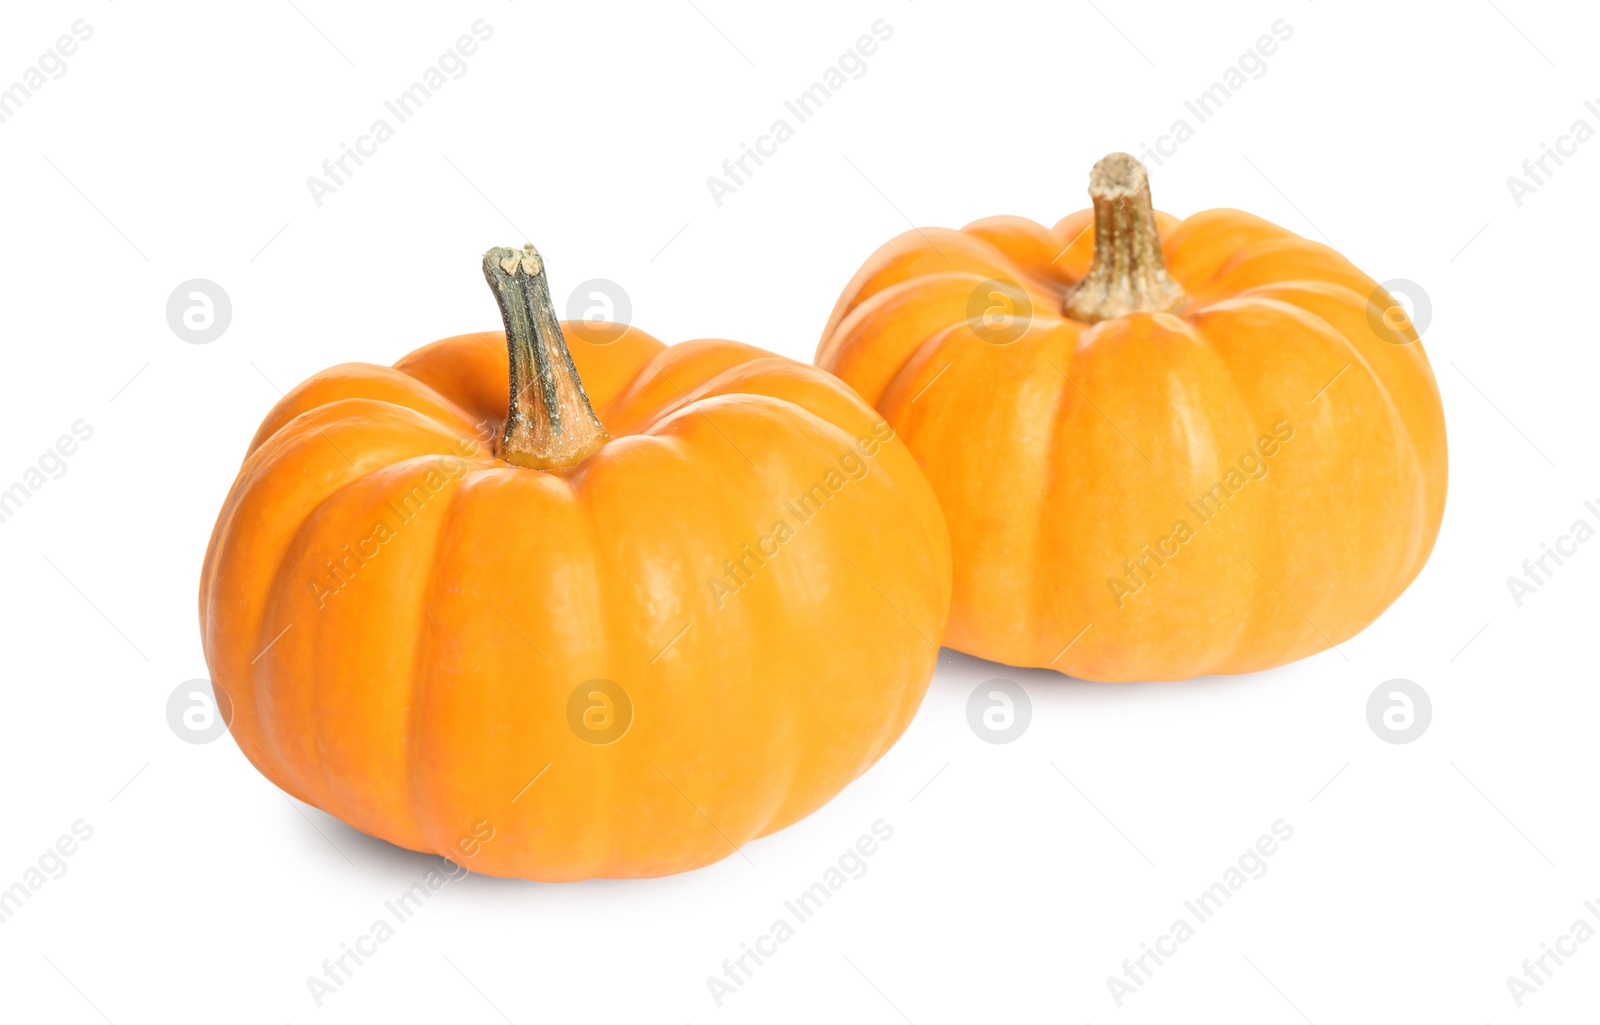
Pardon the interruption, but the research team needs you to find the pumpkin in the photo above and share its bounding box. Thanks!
[200,245,950,880]
[816,153,1446,682]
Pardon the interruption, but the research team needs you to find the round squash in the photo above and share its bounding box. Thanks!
[817,153,1446,682]
[200,245,951,880]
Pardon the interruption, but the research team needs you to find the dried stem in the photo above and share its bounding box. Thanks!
[1063,153,1187,323]
[482,245,610,469]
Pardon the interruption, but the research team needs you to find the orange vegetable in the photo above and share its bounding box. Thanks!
[817,154,1446,682]
[200,245,950,879]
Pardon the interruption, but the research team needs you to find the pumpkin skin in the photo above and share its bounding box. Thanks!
[816,161,1446,682]
[200,257,950,881]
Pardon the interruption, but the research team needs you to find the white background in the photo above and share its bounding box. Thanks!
[1,0,1596,1021]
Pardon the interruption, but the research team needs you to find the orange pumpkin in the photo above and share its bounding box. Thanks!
[200,245,950,880]
[817,154,1446,682]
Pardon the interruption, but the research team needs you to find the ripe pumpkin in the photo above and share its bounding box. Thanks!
[817,153,1446,682]
[200,245,950,880]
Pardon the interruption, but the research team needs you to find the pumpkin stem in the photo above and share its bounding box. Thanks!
[482,245,610,469]
[1063,153,1187,323]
